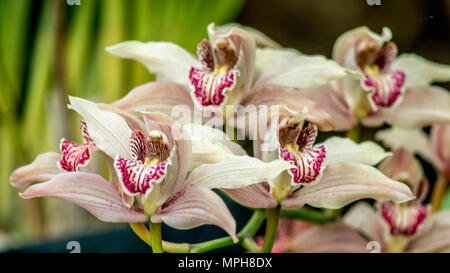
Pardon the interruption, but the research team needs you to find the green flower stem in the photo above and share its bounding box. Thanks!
[431,174,449,212]
[190,209,266,253]
[280,207,341,224]
[129,223,189,253]
[346,124,360,143]
[262,205,281,253]
[241,237,262,253]
[149,221,163,253]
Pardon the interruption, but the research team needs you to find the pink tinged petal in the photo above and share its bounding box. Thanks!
[111,82,194,114]
[298,84,356,131]
[378,148,424,195]
[380,202,428,236]
[114,155,170,198]
[281,162,414,209]
[106,41,198,86]
[189,66,239,108]
[69,96,132,159]
[286,223,369,253]
[151,184,238,242]
[10,152,62,188]
[392,54,450,88]
[375,127,435,165]
[222,183,278,209]
[211,23,280,49]
[242,85,335,132]
[363,86,450,128]
[431,123,450,175]
[19,172,147,222]
[406,211,450,253]
[279,145,326,185]
[363,70,406,110]
[332,26,392,69]
[255,48,362,90]
[58,139,91,172]
[343,202,386,248]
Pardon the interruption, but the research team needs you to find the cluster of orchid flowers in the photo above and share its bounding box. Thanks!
[10,23,450,253]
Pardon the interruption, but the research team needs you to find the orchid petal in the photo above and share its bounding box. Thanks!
[151,184,237,242]
[256,48,362,89]
[19,172,147,222]
[297,84,356,131]
[406,211,450,253]
[286,223,369,253]
[430,123,450,175]
[111,82,194,114]
[211,23,280,48]
[222,183,277,209]
[363,70,406,110]
[106,41,198,86]
[343,202,386,247]
[392,54,450,88]
[10,152,62,188]
[363,86,450,128]
[281,162,414,209]
[69,96,132,159]
[380,202,428,236]
[375,127,435,164]
[321,137,390,166]
[242,85,335,131]
[58,139,91,172]
[185,155,291,190]
[378,148,424,195]
[332,26,392,69]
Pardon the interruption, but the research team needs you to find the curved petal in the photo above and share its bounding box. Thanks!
[151,184,237,242]
[69,96,132,159]
[343,202,386,247]
[332,26,392,69]
[10,152,62,188]
[111,82,194,114]
[19,172,147,222]
[185,155,291,190]
[222,183,277,209]
[281,162,414,209]
[297,84,356,131]
[256,48,362,89]
[286,223,369,253]
[321,137,391,166]
[377,148,424,195]
[406,211,450,253]
[106,41,198,86]
[212,23,280,48]
[392,54,450,88]
[363,70,406,110]
[363,86,450,128]
[58,139,91,172]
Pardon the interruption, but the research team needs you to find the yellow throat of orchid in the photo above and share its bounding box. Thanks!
[364,64,380,77]
[144,157,159,166]
[214,64,229,75]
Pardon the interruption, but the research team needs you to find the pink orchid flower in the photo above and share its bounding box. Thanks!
[222,108,414,210]
[284,148,450,253]
[293,26,450,130]
[10,97,293,241]
[106,23,359,123]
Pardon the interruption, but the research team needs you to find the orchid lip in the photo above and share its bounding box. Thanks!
[380,202,428,236]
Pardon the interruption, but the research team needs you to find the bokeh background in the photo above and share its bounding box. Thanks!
[0,0,449,252]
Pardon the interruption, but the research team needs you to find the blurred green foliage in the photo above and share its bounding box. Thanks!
[0,0,245,244]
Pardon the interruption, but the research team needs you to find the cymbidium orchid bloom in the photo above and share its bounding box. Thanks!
[376,124,450,210]
[10,96,294,242]
[222,109,414,210]
[282,148,450,253]
[293,26,450,130]
[106,23,360,125]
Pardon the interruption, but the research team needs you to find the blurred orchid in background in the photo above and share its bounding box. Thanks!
[293,26,450,131]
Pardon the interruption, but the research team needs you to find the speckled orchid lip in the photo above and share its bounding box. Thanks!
[277,123,326,185]
[355,41,406,110]
[114,129,173,199]
[381,202,428,236]
[189,39,240,109]
[58,121,97,172]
